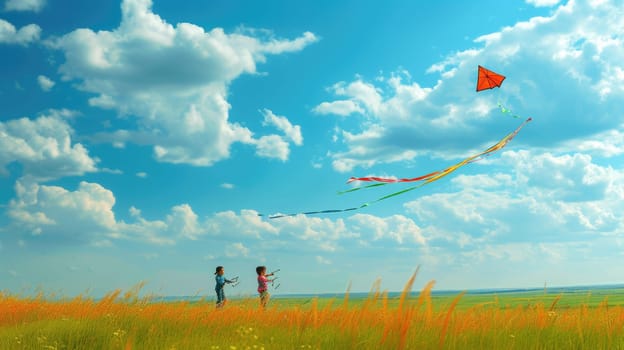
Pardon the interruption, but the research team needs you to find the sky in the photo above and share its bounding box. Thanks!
[2,0,624,298]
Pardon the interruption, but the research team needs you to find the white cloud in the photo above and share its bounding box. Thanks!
[245,109,305,161]
[313,100,364,117]
[51,0,317,166]
[316,255,331,265]
[347,214,426,245]
[525,0,562,7]
[404,150,624,247]
[314,0,624,172]
[225,242,250,258]
[0,114,98,181]
[3,176,435,253]
[502,151,614,201]
[221,183,234,189]
[265,215,349,251]
[254,135,290,161]
[10,150,615,256]
[117,204,203,245]
[136,172,147,178]
[167,204,201,240]
[451,173,514,190]
[0,19,40,45]
[6,180,204,246]
[558,127,624,157]
[7,180,117,244]
[46,108,80,120]
[37,75,55,91]
[5,0,46,12]
[261,109,303,146]
[206,210,279,239]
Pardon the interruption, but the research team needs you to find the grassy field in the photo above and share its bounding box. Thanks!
[3,275,624,349]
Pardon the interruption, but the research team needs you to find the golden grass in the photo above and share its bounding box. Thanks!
[3,276,624,349]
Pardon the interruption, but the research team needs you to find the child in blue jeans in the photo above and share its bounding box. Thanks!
[215,266,235,307]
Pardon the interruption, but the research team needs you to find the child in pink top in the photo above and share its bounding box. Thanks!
[256,266,275,308]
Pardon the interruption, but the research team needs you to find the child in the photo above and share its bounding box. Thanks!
[256,266,275,308]
[214,266,235,307]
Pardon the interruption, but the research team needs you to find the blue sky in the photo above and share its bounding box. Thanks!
[2,0,624,297]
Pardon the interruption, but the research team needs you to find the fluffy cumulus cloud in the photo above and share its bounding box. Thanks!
[313,99,365,117]
[4,176,432,253]
[225,242,250,258]
[315,0,624,172]
[6,149,622,266]
[261,109,303,146]
[247,110,303,161]
[525,0,562,7]
[5,181,205,246]
[0,19,40,45]
[51,0,316,166]
[7,180,117,243]
[120,204,203,245]
[404,150,624,250]
[37,75,55,91]
[4,0,46,12]
[0,113,98,181]
[347,214,426,245]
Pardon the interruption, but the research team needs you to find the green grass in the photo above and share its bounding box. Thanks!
[3,285,624,349]
[272,287,624,310]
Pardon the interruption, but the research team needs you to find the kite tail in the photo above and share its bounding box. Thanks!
[346,117,532,187]
[346,170,442,184]
[498,102,523,119]
[259,117,531,219]
[338,182,389,194]
[260,206,361,219]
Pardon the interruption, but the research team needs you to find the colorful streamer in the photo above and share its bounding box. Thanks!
[262,117,531,219]
[346,117,531,186]
[498,102,523,119]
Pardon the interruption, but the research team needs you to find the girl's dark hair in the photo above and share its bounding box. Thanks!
[215,266,223,275]
[256,266,266,275]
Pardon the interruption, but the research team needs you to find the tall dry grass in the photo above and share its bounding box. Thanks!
[3,273,624,349]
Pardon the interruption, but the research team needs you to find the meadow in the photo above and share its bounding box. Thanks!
[3,275,624,349]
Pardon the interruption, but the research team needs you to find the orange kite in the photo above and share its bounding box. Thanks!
[476,65,506,92]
